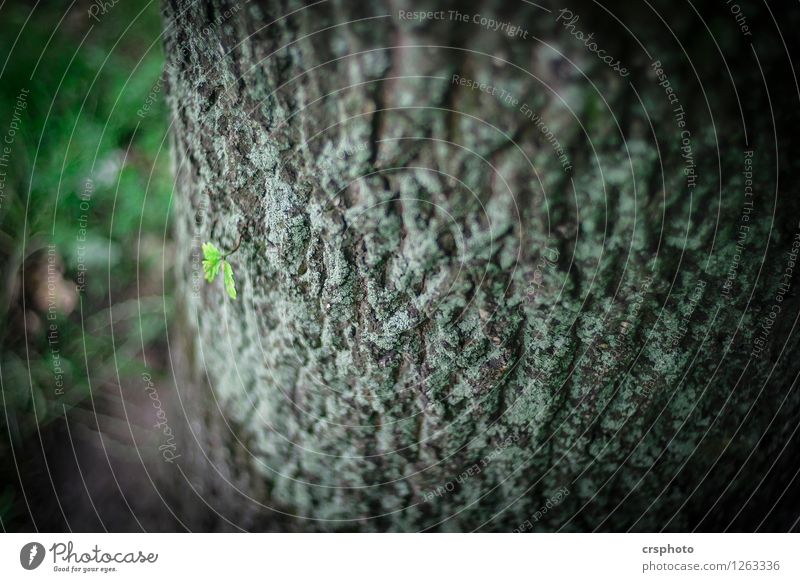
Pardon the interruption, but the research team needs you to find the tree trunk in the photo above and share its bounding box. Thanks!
[163,0,800,531]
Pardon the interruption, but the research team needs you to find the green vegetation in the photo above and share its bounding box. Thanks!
[0,2,171,529]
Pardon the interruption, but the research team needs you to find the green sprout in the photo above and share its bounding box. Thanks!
[202,241,238,299]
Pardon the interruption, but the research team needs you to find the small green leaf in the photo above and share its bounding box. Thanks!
[202,258,221,282]
[202,242,222,282]
[202,241,238,298]
[223,261,237,300]
[202,242,221,262]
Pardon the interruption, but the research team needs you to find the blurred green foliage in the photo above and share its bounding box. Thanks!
[0,1,172,528]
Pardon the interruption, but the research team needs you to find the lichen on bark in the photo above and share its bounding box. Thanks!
[164,0,800,530]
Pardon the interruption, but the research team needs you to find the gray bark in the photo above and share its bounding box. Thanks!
[163,0,800,531]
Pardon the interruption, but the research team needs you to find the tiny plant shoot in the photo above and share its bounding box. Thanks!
[202,241,238,299]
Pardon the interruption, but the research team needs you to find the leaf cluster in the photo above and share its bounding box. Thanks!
[202,242,237,299]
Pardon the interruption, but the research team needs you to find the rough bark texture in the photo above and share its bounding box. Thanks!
[163,0,800,531]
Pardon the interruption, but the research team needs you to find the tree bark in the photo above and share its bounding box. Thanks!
[163,0,800,531]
